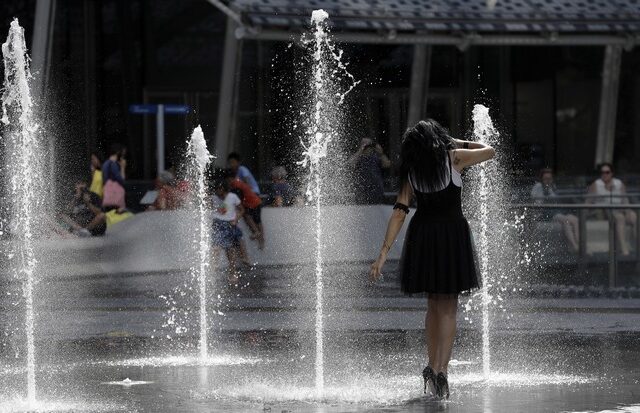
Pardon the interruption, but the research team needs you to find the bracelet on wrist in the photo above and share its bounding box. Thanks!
[393,203,409,214]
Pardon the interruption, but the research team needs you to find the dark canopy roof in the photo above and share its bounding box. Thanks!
[228,0,640,34]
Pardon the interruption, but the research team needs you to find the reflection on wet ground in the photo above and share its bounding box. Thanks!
[1,265,639,412]
[1,331,639,412]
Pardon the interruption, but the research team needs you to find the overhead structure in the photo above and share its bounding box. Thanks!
[218,0,640,47]
[207,0,640,164]
[31,0,57,100]
[595,45,623,165]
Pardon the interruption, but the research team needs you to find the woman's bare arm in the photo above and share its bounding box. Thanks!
[369,181,413,281]
[453,139,487,150]
[586,182,596,204]
[450,143,495,170]
[621,182,629,204]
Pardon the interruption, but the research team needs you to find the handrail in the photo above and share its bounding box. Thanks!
[509,203,640,288]
[382,192,640,200]
[511,203,640,209]
[531,193,640,200]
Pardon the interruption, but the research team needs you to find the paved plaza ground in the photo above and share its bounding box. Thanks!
[1,263,639,412]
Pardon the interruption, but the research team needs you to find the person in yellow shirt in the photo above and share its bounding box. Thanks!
[89,153,103,198]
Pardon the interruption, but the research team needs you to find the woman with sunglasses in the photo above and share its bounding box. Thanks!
[369,119,494,399]
[588,163,637,256]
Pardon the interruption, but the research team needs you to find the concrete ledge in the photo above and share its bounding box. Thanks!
[2,207,632,279]
[1,206,413,278]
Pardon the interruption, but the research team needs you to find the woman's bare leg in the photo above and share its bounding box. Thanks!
[568,214,580,248]
[434,294,458,374]
[613,211,630,255]
[426,296,438,369]
[554,214,578,252]
[625,210,637,251]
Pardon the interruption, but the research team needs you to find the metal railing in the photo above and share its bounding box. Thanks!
[510,203,640,287]
[531,193,640,201]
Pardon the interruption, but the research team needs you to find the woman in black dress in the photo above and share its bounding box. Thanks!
[370,119,495,399]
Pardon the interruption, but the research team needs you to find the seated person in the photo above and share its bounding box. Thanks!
[89,152,103,198]
[531,168,579,253]
[267,166,298,207]
[151,171,187,211]
[59,180,106,237]
[587,163,637,256]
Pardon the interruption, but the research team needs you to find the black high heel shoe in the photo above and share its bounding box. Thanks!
[422,366,437,395]
[435,372,450,399]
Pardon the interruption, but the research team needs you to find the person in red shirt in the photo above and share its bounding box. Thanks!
[225,169,265,250]
[151,171,188,211]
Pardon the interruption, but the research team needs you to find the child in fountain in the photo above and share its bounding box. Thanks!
[224,168,265,251]
[370,119,495,400]
[227,152,265,249]
[211,179,245,284]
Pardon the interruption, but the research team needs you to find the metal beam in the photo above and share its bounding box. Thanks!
[156,104,165,173]
[214,17,242,166]
[595,45,623,166]
[407,44,432,127]
[83,0,99,156]
[204,0,244,27]
[240,28,639,47]
[31,0,57,205]
[31,0,56,100]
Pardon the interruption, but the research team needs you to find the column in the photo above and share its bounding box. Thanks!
[214,17,242,166]
[407,44,432,127]
[594,45,622,166]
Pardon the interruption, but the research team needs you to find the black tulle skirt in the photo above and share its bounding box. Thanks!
[399,215,480,295]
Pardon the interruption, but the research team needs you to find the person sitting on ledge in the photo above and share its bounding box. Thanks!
[531,167,580,253]
[58,179,106,237]
[89,152,103,199]
[587,162,637,256]
[150,170,187,211]
[267,166,300,207]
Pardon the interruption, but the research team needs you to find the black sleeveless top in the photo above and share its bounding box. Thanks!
[400,153,479,295]
[411,155,464,221]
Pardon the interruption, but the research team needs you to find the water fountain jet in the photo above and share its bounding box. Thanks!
[297,9,359,395]
[471,104,501,378]
[185,125,214,362]
[1,18,45,405]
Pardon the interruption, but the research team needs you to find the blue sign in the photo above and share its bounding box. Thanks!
[129,104,157,114]
[129,104,190,115]
[164,105,190,115]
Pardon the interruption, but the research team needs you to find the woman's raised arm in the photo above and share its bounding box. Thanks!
[450,142,495,170]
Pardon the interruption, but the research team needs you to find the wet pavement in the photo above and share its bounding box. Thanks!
[1,263,640,412]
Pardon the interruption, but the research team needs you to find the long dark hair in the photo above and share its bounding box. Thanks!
[399,119,456,192]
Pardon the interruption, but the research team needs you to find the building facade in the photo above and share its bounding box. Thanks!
[2,0,639,187]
